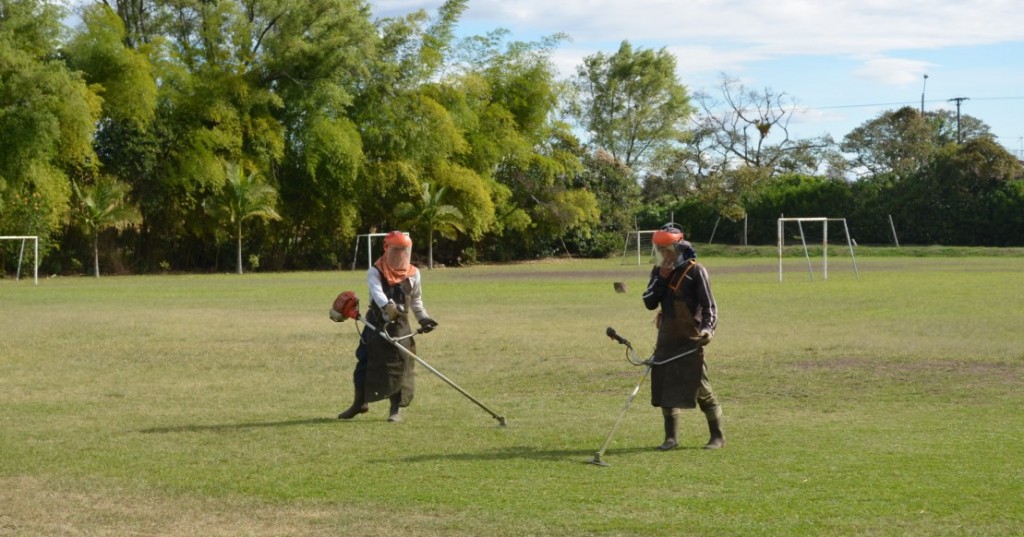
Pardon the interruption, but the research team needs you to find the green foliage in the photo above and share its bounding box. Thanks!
[63,4,157,128]
[491,130,599,257]
[572,40,692,171]
[694,138,1024,247]
[4,0,1023,272]
[395,181,465,268]
[841,106,994,179]
[72,175,142,276]
[886,137,1024,246]
[748,174,855,229]
[264,0,376,268]
[0,0,100,244]
[841,106,935,177]
[0,0,65,58]
[428,162,494,241]
[444,29,567,178]
[575,147,642,245]
[205,162,281,274]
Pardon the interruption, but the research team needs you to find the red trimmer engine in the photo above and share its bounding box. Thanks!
[329,290,360,322]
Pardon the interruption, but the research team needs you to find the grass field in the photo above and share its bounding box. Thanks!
[2,255,1022,536]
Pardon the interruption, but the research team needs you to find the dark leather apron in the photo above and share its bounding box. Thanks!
[364,280,416,405]
[650,263,704,409]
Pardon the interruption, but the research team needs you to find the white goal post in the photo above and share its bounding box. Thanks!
[351,233,388,270]
[350,232,411,270]
[776,218,859,282]
[0,235,39,285]
[620,229,660,265]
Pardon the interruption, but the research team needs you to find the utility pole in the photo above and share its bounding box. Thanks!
[920,74,928,114]
[948,97,969,144]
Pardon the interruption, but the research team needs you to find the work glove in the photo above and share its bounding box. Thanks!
[418,317,439,333]
[383,300,402,322]
[694,329,713,346]
[649,265,668,284]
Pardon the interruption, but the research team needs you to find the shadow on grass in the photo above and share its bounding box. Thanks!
[138,417,338,434]
[389,444,703,464]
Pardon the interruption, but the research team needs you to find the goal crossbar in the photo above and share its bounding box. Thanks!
[351,233,389,270]
[0,235,39,285]
[776,218,859,283]
[350,232,411,270]
[620,229,660,265]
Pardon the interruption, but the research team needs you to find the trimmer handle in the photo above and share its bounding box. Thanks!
[606,327,632,348]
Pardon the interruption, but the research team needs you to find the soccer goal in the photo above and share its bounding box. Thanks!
[620,229,660,265]
[1,235,39,285]
[776,218,859,282]
[350,232,412,270]
[350,233,388,270]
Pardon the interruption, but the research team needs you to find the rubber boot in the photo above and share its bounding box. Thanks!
[387,393,403,423]
[703,419,726,449]
[337,385,368,419]
[657,409,678,451]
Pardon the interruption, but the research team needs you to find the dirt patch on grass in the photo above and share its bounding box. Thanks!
[791,356,1023,382]
[0,476,454,537]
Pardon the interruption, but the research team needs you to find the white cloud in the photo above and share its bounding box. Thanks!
[668,45,771,78]
[790,106,851,126]
[379,0,1024,58]
[852,56,936,86]
[548,44,769,81]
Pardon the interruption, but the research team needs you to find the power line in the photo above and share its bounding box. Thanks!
[794,95,1024,112]
[798,100,920,111]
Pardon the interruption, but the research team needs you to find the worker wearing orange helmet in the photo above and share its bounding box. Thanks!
[642,224,725,450]
[338,231,438,422]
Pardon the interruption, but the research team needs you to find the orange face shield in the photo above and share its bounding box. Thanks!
[652,226,683,247]
[382,231,412,273]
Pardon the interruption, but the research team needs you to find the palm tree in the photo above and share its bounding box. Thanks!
[207,163,281,274]
[395,182,464,269]
[73,177,142,277]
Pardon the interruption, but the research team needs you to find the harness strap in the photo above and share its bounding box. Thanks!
[668,260,696,294]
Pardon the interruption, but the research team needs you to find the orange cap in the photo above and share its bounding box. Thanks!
[652,226,683,246]
[383,231,412,249]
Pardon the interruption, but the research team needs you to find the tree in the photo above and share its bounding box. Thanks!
[892,137,1022,245]
[841,106,938,177]
[572,41,692,172]
[575,146,641,255]
[840,106,994,178]
[394,182,465,269]
[260,0,377,267]
[647,75,837,240]
[63,3,157,129]
[927,109,991,146]
[690,75,833,174]
[351,0,478,235]
[73,176,142,277]
[206,163,281,274]
[443,30,605,257]
[0,0,100,249]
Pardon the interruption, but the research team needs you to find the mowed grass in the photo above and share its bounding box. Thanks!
[1,256,1022,536]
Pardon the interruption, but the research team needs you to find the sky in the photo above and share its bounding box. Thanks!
[367,0,1024,160]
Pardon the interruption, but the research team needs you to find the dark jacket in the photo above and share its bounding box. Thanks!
[642,260,718,334]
